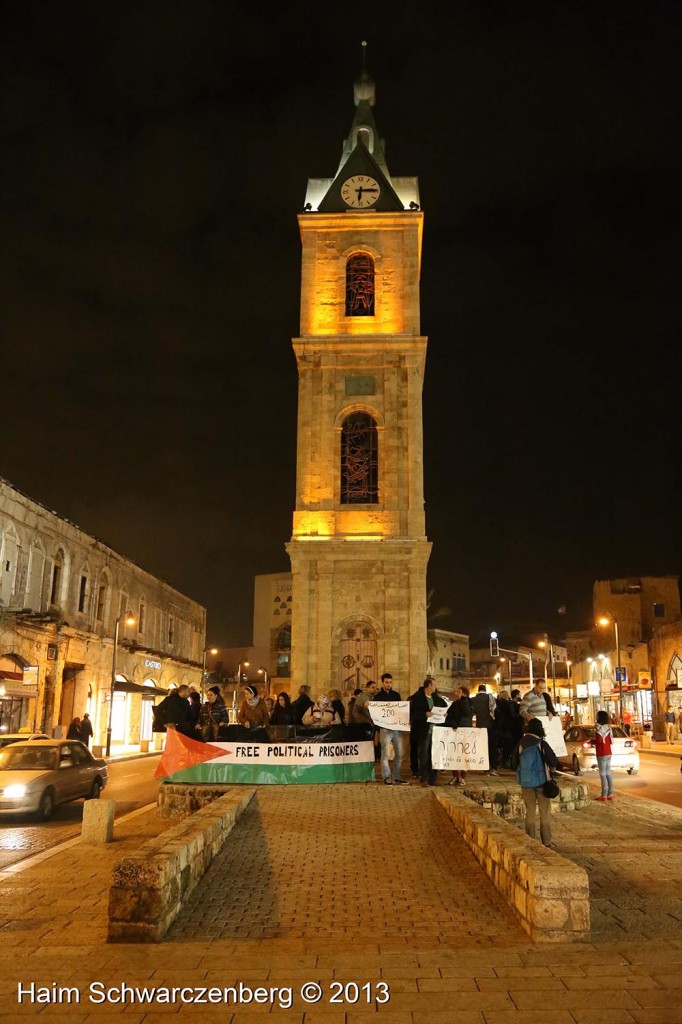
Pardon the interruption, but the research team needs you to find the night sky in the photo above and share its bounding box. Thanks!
[2,2,680,648]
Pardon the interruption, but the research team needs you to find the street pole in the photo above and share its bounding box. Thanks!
[106,615,121,758]
[550,642,557,709]
[614,618,623,724]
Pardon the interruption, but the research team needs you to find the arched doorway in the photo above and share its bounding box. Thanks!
[338,622,378,692]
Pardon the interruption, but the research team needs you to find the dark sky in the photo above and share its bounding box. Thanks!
[1,1,680,648]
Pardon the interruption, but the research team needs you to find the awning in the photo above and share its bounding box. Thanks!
[113,680,168,697]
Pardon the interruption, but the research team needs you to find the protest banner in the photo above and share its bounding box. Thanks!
[155,729,375,784]
[430,726,490,771]
[368,701,411,732]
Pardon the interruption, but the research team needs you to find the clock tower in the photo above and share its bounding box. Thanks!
[286,54,431,694]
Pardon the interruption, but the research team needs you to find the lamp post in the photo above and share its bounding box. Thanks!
[233,660,249,719]
[258,666,270,697]
[598,615,622,723]
[106,612,136,757]
[201,646,218,699]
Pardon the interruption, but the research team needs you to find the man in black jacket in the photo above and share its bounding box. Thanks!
[470,684,499,775]
[155,685,193,738]
[410,678,439,786]
[290,685,314,725]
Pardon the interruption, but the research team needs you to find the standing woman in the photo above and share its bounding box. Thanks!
[328,688,346,724]
[446,685,473,786]
[595,709,615,801]
[516,717,559,848]
[67,717,82,740]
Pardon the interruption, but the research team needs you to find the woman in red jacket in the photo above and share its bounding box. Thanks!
[595,709,614,802]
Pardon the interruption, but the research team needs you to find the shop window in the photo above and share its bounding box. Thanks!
[340,413,378,504]
[50,553,63,605]
[345,253,375,316]
[95,582,107,621]
[654,602,666,618]
[168,616,175,645]
[138,598,146,634]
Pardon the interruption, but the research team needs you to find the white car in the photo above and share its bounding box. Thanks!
[0,739,108,820]
[559,725,640,776]
[0,732,49,750]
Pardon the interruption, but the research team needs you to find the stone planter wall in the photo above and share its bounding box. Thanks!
[157,782,239,819]
[461,778,590,820]
[436,789,590,943]
[107,787,255,943]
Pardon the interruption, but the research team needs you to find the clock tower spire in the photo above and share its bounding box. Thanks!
[286,56,431,695]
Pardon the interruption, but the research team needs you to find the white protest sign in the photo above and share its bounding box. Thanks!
[429,700,451,725]
[431,726,490,771]
[542,715,567,757]
[368,701,411,732]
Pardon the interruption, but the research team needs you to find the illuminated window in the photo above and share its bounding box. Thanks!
[345,253,375,316]
[340,413,378,504]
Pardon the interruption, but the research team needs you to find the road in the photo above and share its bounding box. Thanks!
[560,749,682,809]
[0,753,161,870]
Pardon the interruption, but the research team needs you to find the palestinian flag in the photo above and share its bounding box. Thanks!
[155,728,375,784]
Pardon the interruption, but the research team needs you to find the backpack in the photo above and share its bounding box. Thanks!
[516,739,547,789]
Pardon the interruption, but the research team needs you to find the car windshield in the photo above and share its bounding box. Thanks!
[0,746,58,770]
[580,727,627,739]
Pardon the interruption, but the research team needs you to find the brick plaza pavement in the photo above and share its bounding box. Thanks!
[1,778,682,1024]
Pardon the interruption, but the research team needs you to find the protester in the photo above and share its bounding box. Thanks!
[328,688,346,724]
[445,685,473,785]
[595,709,615,801]
[372,672,407,785]
[79,712,93,747]
[350,680,377,735]
[348,688,362,720]
[302,692,342,727]
[410,677,438,786]
[290,685,314,725]
[494,690,516,769]
[470,684,499,775]
[238,684,270,730]
[520,679,554,722]
[155,684,194,738]
[515,717,559,848]
[264,696,275,720]
[270,692,294,726]
[199,686,229,741]
[188,690,202,732]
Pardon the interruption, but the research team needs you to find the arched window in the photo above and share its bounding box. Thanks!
[345,252,375,317]
[340,413,378,504]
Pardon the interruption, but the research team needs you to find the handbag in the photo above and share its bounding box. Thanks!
[542,758,560,799]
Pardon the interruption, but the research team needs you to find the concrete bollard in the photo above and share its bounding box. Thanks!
[82,799,116,845]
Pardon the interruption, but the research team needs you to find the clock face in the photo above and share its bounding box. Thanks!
[341,175,381,209]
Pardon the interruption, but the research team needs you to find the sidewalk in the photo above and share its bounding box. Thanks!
[1,778,682,1023]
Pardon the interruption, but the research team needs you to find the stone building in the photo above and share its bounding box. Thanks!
[426,629,470,694]
[0,477,205,751]
[286,61,432,698]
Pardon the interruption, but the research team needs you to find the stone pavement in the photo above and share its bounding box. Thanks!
[1,778,682,1024]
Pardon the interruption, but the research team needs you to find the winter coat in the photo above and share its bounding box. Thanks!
[238,697,270,730]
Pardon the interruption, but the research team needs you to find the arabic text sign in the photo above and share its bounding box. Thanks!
[431,726,490,771]
[368,701,411,732]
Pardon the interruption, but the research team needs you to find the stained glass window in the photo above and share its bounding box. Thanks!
[340,413,378,504]
[345,253,375,316]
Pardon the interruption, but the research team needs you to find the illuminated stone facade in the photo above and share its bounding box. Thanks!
[286,70,431,695]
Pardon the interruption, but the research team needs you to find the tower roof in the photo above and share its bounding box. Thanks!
[303,43,420,213]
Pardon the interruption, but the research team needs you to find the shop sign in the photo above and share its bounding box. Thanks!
[144,658,162,670]
[576,684,588,698]
[588,681,601,696]
[23,665,39,690]
[638,672,652,689]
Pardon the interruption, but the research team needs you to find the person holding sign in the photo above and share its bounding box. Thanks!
[411,678,439,786]
[372,672,407,786]
[445,686,474,785]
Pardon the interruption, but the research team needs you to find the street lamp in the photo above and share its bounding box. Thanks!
[598,614,622,723]
[201,646,218,699]
[233,660,249,718]
[258,666,269,697]
[106,611,136,757]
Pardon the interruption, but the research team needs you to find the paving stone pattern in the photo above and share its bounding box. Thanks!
[168,784,524,945]
[2,779,682,1023]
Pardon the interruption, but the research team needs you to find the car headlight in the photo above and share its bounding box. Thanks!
[3,784,28,798]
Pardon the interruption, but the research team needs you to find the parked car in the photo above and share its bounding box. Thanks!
[0,739,108,820]
[559,725,640,776]
[0,732,49,750]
